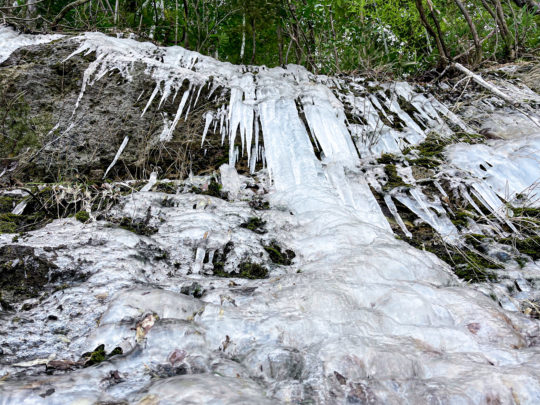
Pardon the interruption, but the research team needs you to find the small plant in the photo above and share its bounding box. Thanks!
[75,210,90,223]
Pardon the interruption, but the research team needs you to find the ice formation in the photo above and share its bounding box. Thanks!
[1,27,540,404]
[0,25,63,63]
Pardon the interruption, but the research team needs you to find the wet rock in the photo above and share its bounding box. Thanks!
[180,282,205,298]
[0,245,58,305]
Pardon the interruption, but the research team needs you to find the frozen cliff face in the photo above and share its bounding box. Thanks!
[1,26,540,404]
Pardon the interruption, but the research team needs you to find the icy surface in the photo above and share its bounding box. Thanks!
[1,29,540,404]
[0,25,63,64]
[447,135,540,207]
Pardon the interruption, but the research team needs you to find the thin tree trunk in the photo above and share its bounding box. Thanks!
[329,5,340,72]
[182,0,189,48]
[453,0,482,64]
[277,24,284,66]
[415,0,449,65]
[251,17,256,64]
[240,13,246,62]
[426,0,450,59]
[175,0,178,45]
[492,0,515,58]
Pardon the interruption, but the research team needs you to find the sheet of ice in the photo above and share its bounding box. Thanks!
[0,26,63,64]
[447,135,540,206]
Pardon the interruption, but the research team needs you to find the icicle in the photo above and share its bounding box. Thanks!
[192,85,204,109]
[12,200,28,216]
[396,188,459,243]
[157,82,171,109]
[434,180,454,215]
[161,89,190,142]
[201,111,214,147]
[192,247,206,274]
[142,83,161,117]
[460,186,504,236]
[103,136,129,179]
[384,194,412,238]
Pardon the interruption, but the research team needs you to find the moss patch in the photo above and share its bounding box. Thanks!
[82,344,123,367]
[240,217,266,234]
[191,178,225,199]
[500,236,540,261]
[212,241,268,279]
[383,164,409,191]
[75,210,90,223]
[116,216,157,236]
[263,241,296,265]
[0,245,59,305]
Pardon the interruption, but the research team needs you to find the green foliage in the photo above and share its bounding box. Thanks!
[2,0,539,74]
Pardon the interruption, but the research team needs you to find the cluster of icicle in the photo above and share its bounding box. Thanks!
[61,31,483,242]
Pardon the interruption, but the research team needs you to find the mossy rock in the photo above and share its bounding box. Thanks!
[211,241,268,279]
[377,153,399,165]
[0,245,59,305]
[213,260,269,279]
[191,179,225,199]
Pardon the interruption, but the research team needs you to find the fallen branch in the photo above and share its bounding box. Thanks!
[453,62,516,104]
[453,62,540,129]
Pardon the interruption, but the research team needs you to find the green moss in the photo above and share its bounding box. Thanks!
[263,241,296,265]
[117,217,158,236]
[407,156,439,169]
[0,220,17,234]
[211,241,268,279]
[190,178,224,198]
[240,217,266,234]
[383,164,409,191]
[500,236,540,260]
[155,182,177,194]
[206,179,222,197]
[377,153,398,165]
[511,207,540,218]
[451,210,475,229]
[416,135,449,158]
[464,233,487,249]
[0,196,17,213]
[75,210,90,223]
[249,199,270,210]
[82,344,123,367]
[0,213,20,234]
[406,234,498,283]
[213,261,269,279]
[405,134,453,169]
